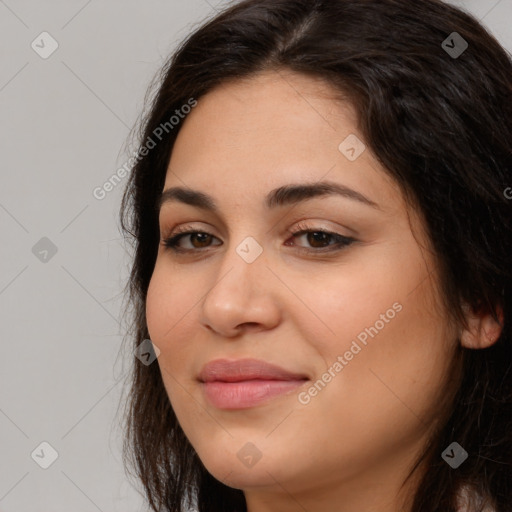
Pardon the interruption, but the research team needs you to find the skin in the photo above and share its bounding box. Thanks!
[145,70,503,512]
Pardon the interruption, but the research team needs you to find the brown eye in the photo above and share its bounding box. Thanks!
[188,233,213,248]
[305,231,332,248]
[162,230,221,251]
[288,226,355,253]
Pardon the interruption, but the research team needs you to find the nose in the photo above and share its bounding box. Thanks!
[199,238,281,338]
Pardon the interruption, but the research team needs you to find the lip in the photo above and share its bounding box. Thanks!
[198,358,309,409]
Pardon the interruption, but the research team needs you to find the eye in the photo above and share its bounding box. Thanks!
[161,229,221,252]
[285,221,355,253]
[160,222,356,255]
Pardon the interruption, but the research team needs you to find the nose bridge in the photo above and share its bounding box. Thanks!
[212,233,267,295]
[199,232,278,335]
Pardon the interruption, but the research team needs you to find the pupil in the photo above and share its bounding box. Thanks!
[193,233,211,247]
[308,232,329,247]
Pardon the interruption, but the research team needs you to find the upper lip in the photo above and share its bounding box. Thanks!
[198,358,309,383]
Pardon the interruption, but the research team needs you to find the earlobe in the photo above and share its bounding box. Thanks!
[460,302,504,349]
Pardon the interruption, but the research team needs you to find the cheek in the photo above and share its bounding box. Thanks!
[287,259,407,358]
[145,271,169,345]
[145,270,192,409]
[146,263,195,345]
[146,267,190,381]
[291,250,453,410]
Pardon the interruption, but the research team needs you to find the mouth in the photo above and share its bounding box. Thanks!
[198,358,309,409]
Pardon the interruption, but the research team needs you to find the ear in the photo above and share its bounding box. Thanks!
[460,302,504,349]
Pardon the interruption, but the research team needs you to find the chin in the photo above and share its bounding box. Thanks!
[207,459,279,490]
[193,439,286,489]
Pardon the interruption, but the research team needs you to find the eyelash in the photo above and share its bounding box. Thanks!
[161,221,356,256]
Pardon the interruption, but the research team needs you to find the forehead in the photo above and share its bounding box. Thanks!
[164,70,403,215]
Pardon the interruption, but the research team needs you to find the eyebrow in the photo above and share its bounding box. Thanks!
[157,180,380,213]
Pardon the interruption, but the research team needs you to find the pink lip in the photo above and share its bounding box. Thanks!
[198,358,309,409]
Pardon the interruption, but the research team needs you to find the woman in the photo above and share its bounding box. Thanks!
[119,0,512,510]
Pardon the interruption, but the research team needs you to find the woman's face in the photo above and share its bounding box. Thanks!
[146,71,459,510]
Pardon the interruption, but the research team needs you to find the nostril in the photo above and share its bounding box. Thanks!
[242,322,259,328]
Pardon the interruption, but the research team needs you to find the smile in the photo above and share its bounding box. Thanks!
[198,358,309,409]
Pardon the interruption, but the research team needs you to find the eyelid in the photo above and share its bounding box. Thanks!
[285,221,355,252]
[160,221,217,239]
[161,218,352,238]
[160,221,356,255]
[160,220,348,241]
[286,220,347,237]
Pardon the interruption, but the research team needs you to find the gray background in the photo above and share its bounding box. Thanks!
[0,1,510,511]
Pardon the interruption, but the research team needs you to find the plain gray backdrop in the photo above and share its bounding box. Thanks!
[0,1,511,511]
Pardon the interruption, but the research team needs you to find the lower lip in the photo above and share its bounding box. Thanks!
[202,380,307,409]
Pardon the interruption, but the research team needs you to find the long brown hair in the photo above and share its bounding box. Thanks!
[118,1,512,510]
